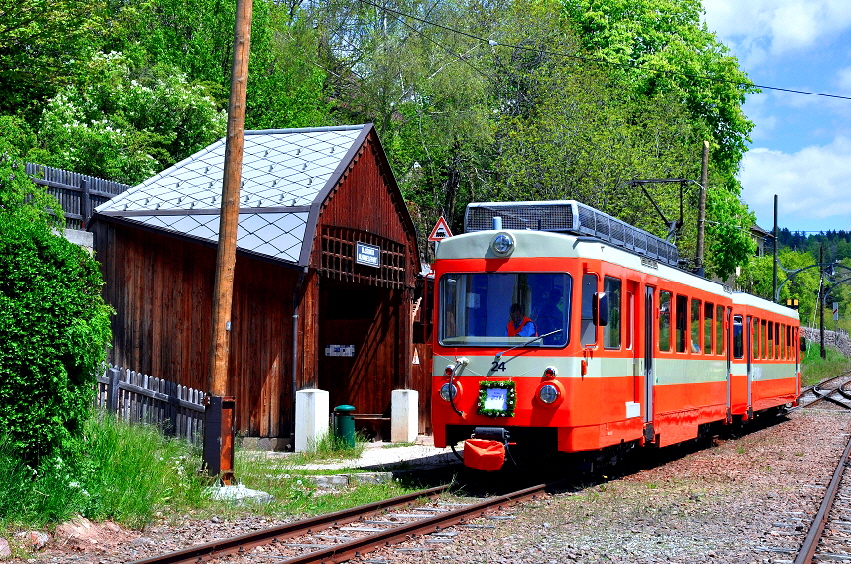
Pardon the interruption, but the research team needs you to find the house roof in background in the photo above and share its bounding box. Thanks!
[95,125,368,265]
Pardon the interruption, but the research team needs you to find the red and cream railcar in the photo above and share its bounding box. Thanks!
[431,201,799,467]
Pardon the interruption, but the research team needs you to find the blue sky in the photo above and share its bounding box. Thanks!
[702,0,851,234]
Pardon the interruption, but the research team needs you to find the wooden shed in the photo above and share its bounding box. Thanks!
[90,124,426,443]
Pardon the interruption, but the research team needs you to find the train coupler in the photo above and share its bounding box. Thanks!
[463,427,511,471]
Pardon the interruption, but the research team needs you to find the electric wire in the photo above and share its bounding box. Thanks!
[355,0,851,102]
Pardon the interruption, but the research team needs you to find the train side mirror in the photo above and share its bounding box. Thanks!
[800,335,806,352]
[593,292,609,326]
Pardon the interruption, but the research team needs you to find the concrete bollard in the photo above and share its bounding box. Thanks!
[295,389,329,452]
[391,389,418,443]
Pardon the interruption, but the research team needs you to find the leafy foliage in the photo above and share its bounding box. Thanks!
[0,140,112,463]
[29,52,226,185]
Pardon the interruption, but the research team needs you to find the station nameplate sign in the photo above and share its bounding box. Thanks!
[356,242,380,268]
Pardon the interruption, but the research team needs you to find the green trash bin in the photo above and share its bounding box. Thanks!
[333,405,356,448]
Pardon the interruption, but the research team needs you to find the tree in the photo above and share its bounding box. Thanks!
[561,0,757,182]
[0,138,113,463]
[28,52,227,185]
[0,0,104,119]
[107,0,331,130]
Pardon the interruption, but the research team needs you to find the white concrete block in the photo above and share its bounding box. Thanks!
[391,389,418,443]
[295,389,329,452]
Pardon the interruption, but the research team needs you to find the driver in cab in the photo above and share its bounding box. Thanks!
[507,303,537,337]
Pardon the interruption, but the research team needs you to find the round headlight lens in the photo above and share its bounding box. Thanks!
[491,232,514,255]
[539,384,559,404]
[440,382,459,401]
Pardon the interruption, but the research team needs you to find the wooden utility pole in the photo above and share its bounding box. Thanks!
[203,0,253,484]
[695,140,709,274]
[773,195,779,302]
[819,245,827,359]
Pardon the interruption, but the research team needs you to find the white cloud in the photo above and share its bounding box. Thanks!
[703,0,851,65]
[740,137,851,230]
[837,66,851,93]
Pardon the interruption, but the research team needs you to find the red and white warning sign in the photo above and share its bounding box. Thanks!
[428,216,453,242]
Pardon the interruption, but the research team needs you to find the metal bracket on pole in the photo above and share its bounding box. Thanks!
[202,395,236,485]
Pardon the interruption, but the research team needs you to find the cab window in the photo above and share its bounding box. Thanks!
[581,274,597,346]
[659,291,672,352]
[604,277,621,349]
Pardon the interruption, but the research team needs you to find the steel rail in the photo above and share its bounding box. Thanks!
[129,485,449,564]
[793,430,851,563]
[278,482,550,563]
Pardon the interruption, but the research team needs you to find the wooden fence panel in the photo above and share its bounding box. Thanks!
[96,365,205,445]
[26,163,130,230]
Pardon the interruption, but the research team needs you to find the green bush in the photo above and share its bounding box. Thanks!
[0,148,112,464]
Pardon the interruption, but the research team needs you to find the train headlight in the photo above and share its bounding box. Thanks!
[538,384,559,404]
[490,232,515,256]
[439,382,459,401]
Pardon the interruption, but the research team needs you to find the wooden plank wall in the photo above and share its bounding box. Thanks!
[93,221,296,437]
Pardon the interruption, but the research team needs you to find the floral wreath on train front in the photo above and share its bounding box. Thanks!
[477,380,516,418]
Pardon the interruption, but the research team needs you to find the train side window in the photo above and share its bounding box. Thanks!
[759,319,768,358]
[704,302,714,354]
[715,305,724,355]
[752,318,759,359]
[786,325,792,359]
[676,295,688,353]
[733,315,743,359]
[691,298,702,354]
[659,291,672,352]
[767,321,774,359]
[775,322,781,359]
[603,277,621,349]
[780,323,786,359]
[581,274,597,346]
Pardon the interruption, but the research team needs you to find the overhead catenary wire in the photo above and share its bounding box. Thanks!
[355,0,851,102]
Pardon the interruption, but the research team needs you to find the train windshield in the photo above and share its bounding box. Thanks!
[439,273,571,347]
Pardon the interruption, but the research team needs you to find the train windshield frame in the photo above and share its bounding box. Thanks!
[438,272,572,347]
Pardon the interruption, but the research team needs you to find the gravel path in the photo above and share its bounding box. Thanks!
[11,409,851,564]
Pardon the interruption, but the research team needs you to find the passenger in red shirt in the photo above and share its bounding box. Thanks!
[507,303,537,337]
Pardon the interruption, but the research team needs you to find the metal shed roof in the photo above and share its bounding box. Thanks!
[95,125,367,265]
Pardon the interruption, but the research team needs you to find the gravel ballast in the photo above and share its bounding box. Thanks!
[12,409,851,563]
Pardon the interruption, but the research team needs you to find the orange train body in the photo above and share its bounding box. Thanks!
[431,202,800,459]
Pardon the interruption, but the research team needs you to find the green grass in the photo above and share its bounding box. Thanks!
[1,413,417,541]
[801,343,851,386]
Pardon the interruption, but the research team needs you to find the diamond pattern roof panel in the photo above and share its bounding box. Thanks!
[127,212,308,263]
[95,125,367,264]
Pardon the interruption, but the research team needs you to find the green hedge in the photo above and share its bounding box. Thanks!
[0,153,112,463]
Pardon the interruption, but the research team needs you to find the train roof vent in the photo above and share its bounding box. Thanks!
[465,199,680,267]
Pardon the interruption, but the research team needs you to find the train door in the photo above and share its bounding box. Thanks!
[746,315,753,417]
[643,286,655,441]
[726,307,732,421]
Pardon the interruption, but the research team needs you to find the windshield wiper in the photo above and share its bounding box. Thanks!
[495,329,562,358]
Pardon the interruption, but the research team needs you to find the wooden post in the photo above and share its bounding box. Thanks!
[695,140,709,274]
[204,0,253,484]
[107,366,121,413]
[80,179,91,228]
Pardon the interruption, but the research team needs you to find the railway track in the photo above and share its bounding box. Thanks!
[793,430,851,563]
[796,372,851,410]
[130,482,551,563]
